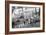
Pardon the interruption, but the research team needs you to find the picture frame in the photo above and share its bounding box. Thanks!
[5,1,45,34]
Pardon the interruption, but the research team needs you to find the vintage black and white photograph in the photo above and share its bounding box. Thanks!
[9,3,44,32]
[12,6,40,28]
